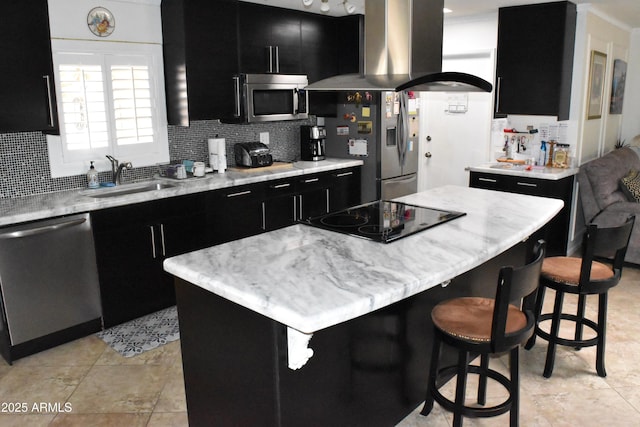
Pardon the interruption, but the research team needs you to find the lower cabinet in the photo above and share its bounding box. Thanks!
[92,193,206,328]
[205,183,266,245]
[92,166,361,327]
[469,171,574,256]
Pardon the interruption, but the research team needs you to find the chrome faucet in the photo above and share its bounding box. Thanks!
[105,155,133,185]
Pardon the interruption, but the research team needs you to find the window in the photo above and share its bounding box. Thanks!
[47,39,169,178]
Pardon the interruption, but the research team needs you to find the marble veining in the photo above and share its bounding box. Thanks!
[163,185,564,334]
[469,163,578,180]
[0,158,362,227]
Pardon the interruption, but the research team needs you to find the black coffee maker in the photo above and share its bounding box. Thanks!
[300,125,326,161]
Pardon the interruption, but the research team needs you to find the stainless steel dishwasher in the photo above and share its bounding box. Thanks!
[0,213,102,363]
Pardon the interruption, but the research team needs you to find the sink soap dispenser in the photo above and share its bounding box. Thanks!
[87,161,99,189]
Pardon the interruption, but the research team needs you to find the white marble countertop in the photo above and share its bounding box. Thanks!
[163,185,563,335]
[469,163,578,180]
[0,158,362,227]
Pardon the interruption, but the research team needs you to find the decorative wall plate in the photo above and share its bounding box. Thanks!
[87,7,115,37]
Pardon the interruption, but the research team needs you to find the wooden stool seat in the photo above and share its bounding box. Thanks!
[541,256,614,285]
[432,297,527,342]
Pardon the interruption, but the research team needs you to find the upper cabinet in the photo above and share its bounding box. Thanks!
[162,0,362,125]
[0,0,58,133]
[162,0,239,126]
[494,1,576,120]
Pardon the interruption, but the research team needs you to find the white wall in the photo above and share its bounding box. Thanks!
[621,29,640,143]
[572,6,632,164]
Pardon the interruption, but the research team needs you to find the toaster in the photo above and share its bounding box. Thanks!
[234,142,273,168]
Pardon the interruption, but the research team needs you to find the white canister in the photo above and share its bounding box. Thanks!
[193,161,206,177]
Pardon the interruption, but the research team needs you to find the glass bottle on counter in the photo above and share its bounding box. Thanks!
[553,144,570,168]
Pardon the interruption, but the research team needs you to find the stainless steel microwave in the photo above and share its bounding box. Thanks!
[232,73,309,123]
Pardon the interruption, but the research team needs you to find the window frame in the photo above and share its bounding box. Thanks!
[47,39,169,178]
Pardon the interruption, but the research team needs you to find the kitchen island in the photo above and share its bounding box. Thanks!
[164,185,563,426]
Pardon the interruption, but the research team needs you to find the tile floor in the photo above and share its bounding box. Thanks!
[0,267,639,426]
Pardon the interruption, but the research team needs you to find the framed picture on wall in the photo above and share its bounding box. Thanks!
[587,50,607,120]
[609,59,627,114]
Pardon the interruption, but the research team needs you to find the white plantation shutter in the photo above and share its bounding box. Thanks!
[48,40,169,178]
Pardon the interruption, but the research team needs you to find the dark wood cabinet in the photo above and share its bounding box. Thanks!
[494,1,576,120]
[205,183,266,245]
[262,179,298,231]
[92,194,206,327]
[0,0,58,133]
[328,167,361,212]
[161,0,239,125]
[162,0,361,122]
[469,171,574,256]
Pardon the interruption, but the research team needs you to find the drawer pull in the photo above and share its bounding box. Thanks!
[226,190,251,197]
[516,182,537,188]
[478,177,497,183]
[303,178,319,183]
[334,171,353,177]
[270,183,291,189]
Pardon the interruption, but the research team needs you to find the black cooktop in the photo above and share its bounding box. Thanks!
[300,200,466,243]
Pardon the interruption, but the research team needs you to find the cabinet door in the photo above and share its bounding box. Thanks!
[494,1,576,120]
[329,167,361,212]
[162,0,239,124]
[238,3,301,74]
[0,0,58,132]
[206,183,266,245]
[297,174,330,220]
[92,194,206,327]
[263,179,297,231]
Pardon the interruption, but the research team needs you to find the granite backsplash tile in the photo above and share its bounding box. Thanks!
[0,119,315,199]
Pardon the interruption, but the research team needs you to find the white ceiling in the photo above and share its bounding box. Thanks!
[240,0,640,28]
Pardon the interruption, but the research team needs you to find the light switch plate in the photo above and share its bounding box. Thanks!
[259,132,269,145]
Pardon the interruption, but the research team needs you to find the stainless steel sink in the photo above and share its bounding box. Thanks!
[82,182,176,198]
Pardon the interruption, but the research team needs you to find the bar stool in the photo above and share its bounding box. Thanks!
[421,241,546,427]
[525,215,635,378]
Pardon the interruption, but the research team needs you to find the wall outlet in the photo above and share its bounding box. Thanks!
[259,132,269,145]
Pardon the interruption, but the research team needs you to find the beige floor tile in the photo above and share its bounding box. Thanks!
[0,414,56,427]
[146,411,190,427]
[10,336,107,368]
[67,365,168,413]
[154,360,187,413]
[532,387,639,427]
[615,386,640,412]
[48,412,150,426]
[0,365,91,408]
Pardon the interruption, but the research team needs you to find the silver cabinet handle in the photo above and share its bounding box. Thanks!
[233,76,241,117]
[149,225,157,259]
[270,183,291,189]
[517,182,538,188]
[298,195,303,220]
[226,190,251,197]
[159,223,166,257]
[43,75,55,128]
[261,202,266,230]
[303,178,319,184]
[334,171,353,178]
[495,76,502,114]
[325,188,330,213]
[0,217,86,239]
[273,45,279,73]
[478,177,497,183]
[293,196,297,222]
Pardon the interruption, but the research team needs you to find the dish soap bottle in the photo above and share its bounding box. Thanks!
[87,161,99,189]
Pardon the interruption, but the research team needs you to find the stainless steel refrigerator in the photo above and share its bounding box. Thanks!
[324,91,419,203]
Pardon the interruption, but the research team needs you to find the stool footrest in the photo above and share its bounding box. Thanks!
[536,313,599,348]
[432,365,513,418]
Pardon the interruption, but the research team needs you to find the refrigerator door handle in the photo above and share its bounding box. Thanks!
[396,92,409,167]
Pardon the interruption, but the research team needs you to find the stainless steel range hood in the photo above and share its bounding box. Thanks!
[305,0,492,93]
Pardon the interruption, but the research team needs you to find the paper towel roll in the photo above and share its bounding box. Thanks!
[208,138,226,173]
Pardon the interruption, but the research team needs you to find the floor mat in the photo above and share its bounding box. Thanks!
[96,306,180,357]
